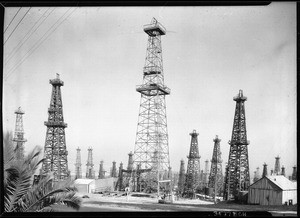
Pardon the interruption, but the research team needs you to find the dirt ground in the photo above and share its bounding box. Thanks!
[52,192,297,216]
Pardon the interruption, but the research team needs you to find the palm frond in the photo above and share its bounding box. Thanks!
[25,184,78,211]
[4,165,32,212]
[20,173,54,211]
[24,145,43,175]
[36,206,53,212]
[53,177,76,190]
[3,131,15,166]
[43,191,81,211]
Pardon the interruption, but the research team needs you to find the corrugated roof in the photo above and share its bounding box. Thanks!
[266,175,297,190]
[74,178,94,185]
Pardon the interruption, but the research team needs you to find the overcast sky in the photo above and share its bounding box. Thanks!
[3,3,296,179]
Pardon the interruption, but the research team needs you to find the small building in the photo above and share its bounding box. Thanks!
[94,177,118,193]
[248,175,297,205]
[74,179,95,193]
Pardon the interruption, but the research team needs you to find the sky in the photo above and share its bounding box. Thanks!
[3,3,296,179]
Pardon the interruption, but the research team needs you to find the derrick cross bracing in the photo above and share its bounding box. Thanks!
[274,155,281,175]
[177,159,186,196]
[116,163,151,192]
[208,135,223,197]
[13,107,27,160]
[184,130,201,198]
[133,18,171,192]
[41,74,69,182]
[223,90,250,200]
[86,147,95,179]
[75,147,82,179]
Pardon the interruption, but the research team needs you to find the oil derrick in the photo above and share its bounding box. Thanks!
[208,135,223,197]
[75,147,82,179]
[203,160,209,188]
[223,90,250,200]
[133,18,170,192]
[262,163,268,177]
[281,166,285,177]
[86,147,95,179]
[124,152,134,187]
[178,160,185,195]
[256,167,260,178]
[274,156,281,175]
[199,170,204,189]
[184,130,201,198]
[98,161,106,179]
[127,152,134,171]
[117,162,124,191]
[253,167,260,183]
[12,107,27,160]
[292,166,297,180]
[111,161,117,178]
[116,153,133,190]
[42,74,69,182]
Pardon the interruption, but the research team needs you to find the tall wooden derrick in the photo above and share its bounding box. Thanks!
[253,167,260,183]
[281,166,285,177]
[75,147,82,179]
[274,156,281,175]
[184,130,201,198]
[12,107,27,160]
[262,163,268,177]
[177,159,186,196]
[133,18,171,192]
[111,161,117,178]
[292,166,297,181]
[203,160,209,188]
[223,90,250,200]
[116,152,136,191]
[41,74,69,182]
[208,135,223,197]
[98,161,106,179]
[86,147,95,179]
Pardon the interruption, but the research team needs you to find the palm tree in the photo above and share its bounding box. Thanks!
[3,131,82,212]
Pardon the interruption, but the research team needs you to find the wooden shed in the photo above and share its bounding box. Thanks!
[248,175,297,205]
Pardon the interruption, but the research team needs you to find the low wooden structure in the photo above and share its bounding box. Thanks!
[248,175,297,205]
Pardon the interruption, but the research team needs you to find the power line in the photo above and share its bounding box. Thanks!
[5,7,71,80]
[4,7,31,45]
[4,7,22,33]
[5,7,54,65]
[5,7,78,81]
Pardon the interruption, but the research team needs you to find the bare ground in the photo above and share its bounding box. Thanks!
[52,193,297,216]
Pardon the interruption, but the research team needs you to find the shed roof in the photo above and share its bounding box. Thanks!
[74,178,94,185]
[266,175,297,190]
